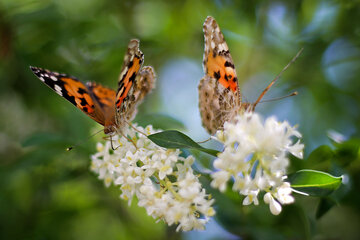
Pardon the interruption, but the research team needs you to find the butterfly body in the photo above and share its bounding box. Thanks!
[31,39,155,135]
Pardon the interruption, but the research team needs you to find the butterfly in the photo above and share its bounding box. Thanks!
[199,16,300,135]
[31,39,155,135]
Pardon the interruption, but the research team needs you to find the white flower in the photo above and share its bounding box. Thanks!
[275,182,295,205]
[211,111,304,215]
[210,170,230,192]
[91,124,215,231]
[242,189,259,205]
[264,192,282,215]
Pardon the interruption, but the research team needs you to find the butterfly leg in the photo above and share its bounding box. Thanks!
[110,135,117,151]
[103,135,119,151]
[102,135,121,151]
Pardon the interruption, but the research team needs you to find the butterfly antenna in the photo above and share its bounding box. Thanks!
[124,119,148,137]
[66,129,103,151]
[258,91,298,104]
[252,48,304,110]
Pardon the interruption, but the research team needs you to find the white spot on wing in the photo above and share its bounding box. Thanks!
[211,41,215,49]
[117,87,124,96]
[50,75,58,81]
[54,84,63,96]
[119,66,128,81]
[218,43,228,52]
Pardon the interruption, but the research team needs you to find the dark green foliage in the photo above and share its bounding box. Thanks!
[1,0,360,239]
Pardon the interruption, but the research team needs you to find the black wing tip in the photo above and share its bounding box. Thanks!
[29,66,65,78]
[29,66,43,76]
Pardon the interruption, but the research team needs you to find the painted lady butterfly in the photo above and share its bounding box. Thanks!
[198,16,250,135]
[31,39,155,134]
[199,16,299,134]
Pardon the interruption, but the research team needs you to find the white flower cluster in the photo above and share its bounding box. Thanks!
[91,124,215,231]
[211,112,304,215]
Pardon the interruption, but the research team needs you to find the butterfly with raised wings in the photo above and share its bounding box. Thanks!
[199,16,300,135]
[31,39,155,135]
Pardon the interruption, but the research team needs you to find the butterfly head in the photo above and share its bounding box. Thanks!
[104,125,117,135]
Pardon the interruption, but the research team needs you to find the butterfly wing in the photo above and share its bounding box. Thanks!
[86,82,116,108]
[30,66,106,126]
[199,16,240,134]
[86,82,117,130]
[115,39,155,128]
[122,66,156,121]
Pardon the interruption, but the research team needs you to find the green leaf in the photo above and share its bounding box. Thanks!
[289,169,343,196]
[148,130,219,157]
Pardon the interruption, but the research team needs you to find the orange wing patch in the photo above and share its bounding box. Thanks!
[61,77,96,114]
[86,82,117,133]
[203,16,239,93]
[87,82,116,108]
[207,51,238,92]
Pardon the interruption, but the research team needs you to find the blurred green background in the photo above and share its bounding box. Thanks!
[1,0,360,239]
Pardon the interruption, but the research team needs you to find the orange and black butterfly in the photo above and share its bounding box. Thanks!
[31,39,155,134]
[199,16,300,134]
